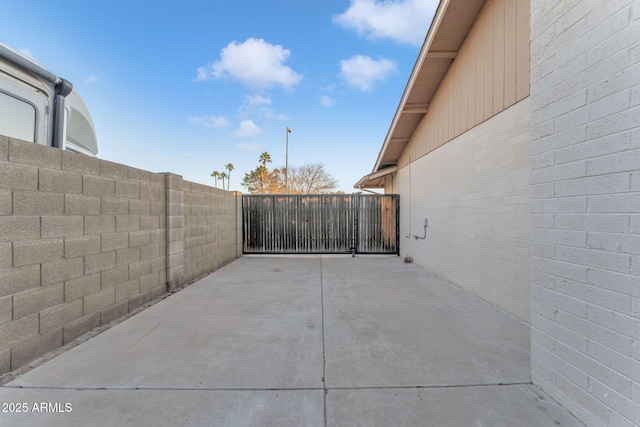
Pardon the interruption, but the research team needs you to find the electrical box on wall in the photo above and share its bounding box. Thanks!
[413,218,428,240]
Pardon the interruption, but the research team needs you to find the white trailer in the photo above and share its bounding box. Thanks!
[0,42,98,156]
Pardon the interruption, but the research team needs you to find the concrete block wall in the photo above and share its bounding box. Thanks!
[182,181,241,284]
[166,173,185,292]
[396,99,531,321]
[530,0,640,426]
[0,136,241,374]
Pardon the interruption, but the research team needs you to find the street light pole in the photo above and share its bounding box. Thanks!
[285,127,292,193]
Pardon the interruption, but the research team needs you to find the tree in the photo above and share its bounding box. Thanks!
[243,152,272,193]
[259,152,271,167]
[241,165,272,194]
[242,154,338,194]
[211,170,221,188]
[242,168,260,193]
[225,163,234,190]
[220,172,228,190]
[286,163,338,194]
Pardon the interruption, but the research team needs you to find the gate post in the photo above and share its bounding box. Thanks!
[353,194,360,255]
[235,192,243,258]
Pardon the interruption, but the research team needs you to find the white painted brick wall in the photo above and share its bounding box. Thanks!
[530,0,640,426]
[397,99,531,321]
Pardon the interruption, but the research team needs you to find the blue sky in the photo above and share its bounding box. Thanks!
[1,0,437,193]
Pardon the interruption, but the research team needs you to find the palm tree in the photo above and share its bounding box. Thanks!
[259,152,271,167]
[225,163,234,191]
[211,170,221,188]
[255,164,269,192]
[220,172,228,191]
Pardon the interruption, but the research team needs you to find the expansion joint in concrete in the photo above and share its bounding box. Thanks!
[326,382,532,391]
[319,255,327,427]
[2,382,533,393]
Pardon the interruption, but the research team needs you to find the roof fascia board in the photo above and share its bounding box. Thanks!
[372,0,451,172]
[354,166,399,189]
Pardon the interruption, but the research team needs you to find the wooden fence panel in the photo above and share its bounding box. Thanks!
[242,194,399,254]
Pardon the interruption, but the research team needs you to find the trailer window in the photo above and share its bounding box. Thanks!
[0,91,36,142]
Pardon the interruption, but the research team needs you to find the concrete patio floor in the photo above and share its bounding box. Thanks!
[0,255,584,426]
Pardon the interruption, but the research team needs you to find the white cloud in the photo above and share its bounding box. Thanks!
[188,115,230,129]
[339,55,396,91]
[320,95,336,106]
[195,38,303,90]
[334,0,436,46]
[235,119,262,137]
[84,75,99,84]
[239,94,271,117]
[243,94,272,106]
[238,142,262,152]
[238,93,288,120]
[261,109,289,120]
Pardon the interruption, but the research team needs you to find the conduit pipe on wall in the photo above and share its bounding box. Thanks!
[413,218,428,240]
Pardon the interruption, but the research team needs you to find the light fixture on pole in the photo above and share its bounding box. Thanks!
[285,127,292,193]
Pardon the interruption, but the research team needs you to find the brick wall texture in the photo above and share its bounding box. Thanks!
[394,99,531,322]
[0,136,241,374]
[183,181,241,283]
[530,0,640,426]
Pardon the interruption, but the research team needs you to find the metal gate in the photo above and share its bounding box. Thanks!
[242,194,399,255]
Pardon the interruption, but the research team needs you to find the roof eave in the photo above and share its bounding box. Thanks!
[354,166,399,189]
[372,0,452,173]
